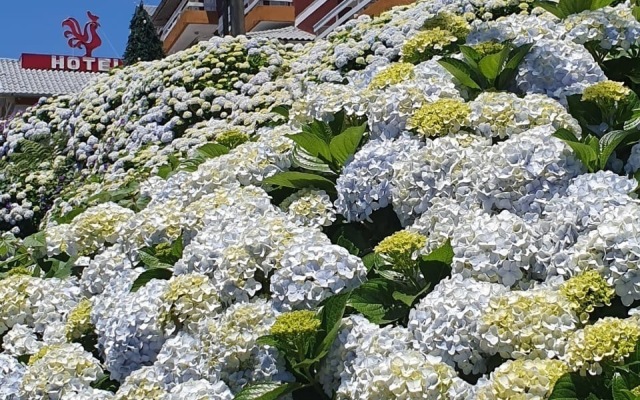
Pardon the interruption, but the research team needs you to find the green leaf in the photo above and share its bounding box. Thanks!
[553,130,599,172]
[263,172,336,194]
[348,279,407,324]
[288,131,333,162]
[438,58,482,90]
[171,235,184,259]
[233,382,303,400]
[138,249,162,269]
[478,46,509,81]
[361,252,387,272]
[23,232,46,249]
[271,105,290,119]
[291,145,334,174]
[459,45,481,66]
[130,268,173,292]
[496,43,533,89]
[599,130,639,170]
[314,292,350,360]
[56,206,88,224]
[548,373,582,399]
[337,235,360,256]
[418,239,454,287]
[157,164,174,179]
[17,354,30,364]
[612,373,635,400]
[633,5,640,21]
[329,123,367,168]
[195,143,229,159]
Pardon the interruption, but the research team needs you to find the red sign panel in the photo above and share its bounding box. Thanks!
[20,54,123,73]
[62,11,103,57]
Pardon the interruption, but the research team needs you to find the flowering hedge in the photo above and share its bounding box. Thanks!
[2,0,640,399]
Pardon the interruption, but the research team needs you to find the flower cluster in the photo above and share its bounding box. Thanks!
[407,98,471,138]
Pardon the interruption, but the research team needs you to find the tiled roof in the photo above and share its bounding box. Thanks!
[248,26,316,42]
[0,59,98,97]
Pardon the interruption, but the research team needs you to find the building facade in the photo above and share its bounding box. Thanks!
[149,0,412,54]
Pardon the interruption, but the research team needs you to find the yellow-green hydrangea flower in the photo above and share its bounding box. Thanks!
[564,317,640,375]
[369,63,416,90]
[631,385,640,397]
[582,81,632,105]
[477,359,569,400]
[65,298,93,341]
[401,28,458,64]
[423,12,470,40]
[215,129,250,149]
[161,273,220,332]
[271,310,320,343]
[374,231,427,274]
[408,98,471,138]
[6,267,32,277]
[471,41,506,58]
[560,270,615,316]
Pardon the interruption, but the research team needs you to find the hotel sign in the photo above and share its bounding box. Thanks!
[21,54,123,73]
[19,11,122,73]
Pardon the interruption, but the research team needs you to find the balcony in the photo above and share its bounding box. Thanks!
[244,0,295,32]
[156,0,219,54]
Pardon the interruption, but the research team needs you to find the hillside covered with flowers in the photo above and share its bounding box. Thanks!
[2,0,640,398]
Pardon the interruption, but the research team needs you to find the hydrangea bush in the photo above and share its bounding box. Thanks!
[1,0,640,398]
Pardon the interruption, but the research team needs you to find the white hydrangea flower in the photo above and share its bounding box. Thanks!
[2,324,43,357]
[477,287,581,359]
[391,133,491,226]
[467,92,581,139]
[46,202,135,257]
[167,379,233,400]
[625,142,640,175]
[563,4,640,51]
[476,358,569,400]
[279,188,336,228]
[408,275,509,374]
[0,353,25,400]
[20,343,104,399]
[92,279,170,381]
[467,12,564,45]
[113,366,170,400]
[517,38,606,101]
[568,202,640,305]
[271,243,367,311]
[336,135,423,222]
[161,273,221,333]
[196,299,293,392]
[61,387,115,400]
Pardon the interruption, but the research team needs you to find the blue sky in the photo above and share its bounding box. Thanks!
[0,1,160,59]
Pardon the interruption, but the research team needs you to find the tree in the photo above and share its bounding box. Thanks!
[123,1,165,65]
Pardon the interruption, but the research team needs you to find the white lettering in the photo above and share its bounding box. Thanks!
[83,57,96,70]
[51,55,64,69]
[67,57,80,70]
[98,58,111,72]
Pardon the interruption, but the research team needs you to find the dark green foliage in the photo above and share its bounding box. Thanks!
[123,2,165,65]
[438,42,533,99]
[549,341,640,399]
[534,0,616,18]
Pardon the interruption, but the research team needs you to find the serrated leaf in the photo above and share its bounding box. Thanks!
[157,164,174,179]
[612,373,635,400]
[56,206,88,224]
[329,123,366,168]
[291,145,334,174]
[314,292,350,361]
[438,58,482,90]
[130,268,173,292]
[348,279,407,324]
[195,143,229,159]
[138,249,162,269]
[233,382,303,400]
[23,232,46,249]
[548,373,581,399]
[553,130,599,172]
[288,131,333,162]
[599,130,640,170]
[459,45,481,66]
[361,252,387,272]
[263,172,336,194]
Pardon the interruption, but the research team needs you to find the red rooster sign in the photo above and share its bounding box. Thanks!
[62,11,103,57]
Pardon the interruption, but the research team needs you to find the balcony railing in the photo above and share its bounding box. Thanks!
[313,0,371,38]
[244,0,292,15]
[160,0,210,41]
